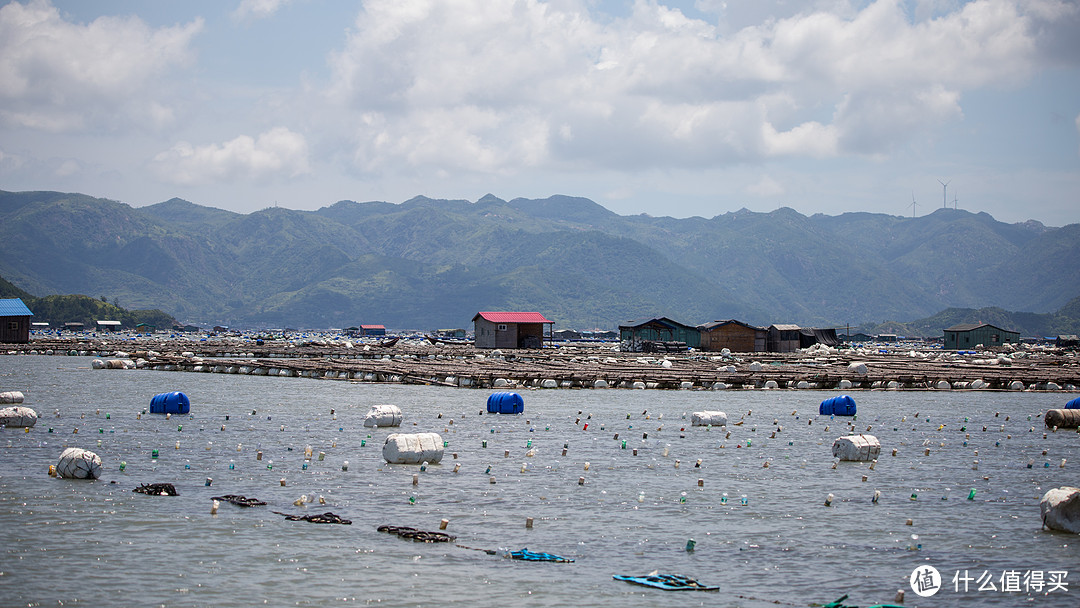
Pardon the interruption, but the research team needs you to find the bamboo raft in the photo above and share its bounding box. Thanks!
[6,337,1079,391]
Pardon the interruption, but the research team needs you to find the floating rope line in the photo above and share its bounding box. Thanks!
[273,511,352,524]
[211,494,267,507]
[377,524,455,542]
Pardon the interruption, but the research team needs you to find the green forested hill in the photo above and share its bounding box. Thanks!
[1,189,1077,331]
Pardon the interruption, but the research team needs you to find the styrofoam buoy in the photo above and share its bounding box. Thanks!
[0,391,25,404]
[832,434,881,461]
[56,447,102,479]
[0,405,37,428]
[363,404,403,427]
[1040,487,1080,533]
[691,411,727,426]
[382,432,444,464]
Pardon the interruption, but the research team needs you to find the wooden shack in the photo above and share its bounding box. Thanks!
[619,317,701,352]
[943,323,1020,350]
[767,324,801,353]
[0,298,33,343]
[697,319,766,352]
[472,311,553,349]
[360,324,386,336]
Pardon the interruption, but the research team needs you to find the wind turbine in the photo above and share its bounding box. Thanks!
[908,192,919,218]
[952,189,959,210]
[938,179,951,208]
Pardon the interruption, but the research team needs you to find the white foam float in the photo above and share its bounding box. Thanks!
[382,432,444,464]
[56,447,102,479]
[691,411,728,426]
[1040,487,1080,534]
[832,434,881,461]
[364,404,403,428]
[0,405,36,427]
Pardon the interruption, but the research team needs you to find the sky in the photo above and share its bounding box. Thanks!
[1,0,1078,226]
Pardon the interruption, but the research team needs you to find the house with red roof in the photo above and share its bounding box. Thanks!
[472,311,553,349]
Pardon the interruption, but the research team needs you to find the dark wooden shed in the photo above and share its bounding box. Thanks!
[767,324,801,353]
[698,319,766,352]
[619,317,701,351]
[0,298,33,343]
[943,323,1019,350]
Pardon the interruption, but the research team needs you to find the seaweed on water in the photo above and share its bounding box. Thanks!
[211,494,267,507]
[377,524,455,542]
[272,511,352,525]
[133,483,178,496]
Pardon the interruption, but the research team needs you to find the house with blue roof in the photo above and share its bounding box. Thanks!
[0,298,34,343]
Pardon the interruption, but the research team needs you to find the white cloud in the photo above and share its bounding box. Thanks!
[152,127,311,185]
[233,0,294,21]
[324,0,1061,177]
[0,0,202,132]
[745,174,786,197]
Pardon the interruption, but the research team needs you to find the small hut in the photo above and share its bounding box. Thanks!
[697,319,766,352]
[0,298,33,343]
[619,317,700,352]
[943,323,1020,350]
[767,324,801,353]
[360,324,386,336]
[472,312,553,349]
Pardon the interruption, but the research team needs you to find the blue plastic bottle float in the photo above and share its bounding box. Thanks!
[819,395,856,416]
[149,391,190,415]
[486,392,524,414]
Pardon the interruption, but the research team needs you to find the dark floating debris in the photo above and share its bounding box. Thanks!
[613,573,719,591]
[211,494,267,507]
[377,524,455,542]
[273,511,352,524]
[132,483,178,496]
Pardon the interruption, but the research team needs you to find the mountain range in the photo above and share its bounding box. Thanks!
[1,189,1077,332]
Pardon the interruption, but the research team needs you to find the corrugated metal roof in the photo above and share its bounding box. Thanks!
[0,298,33,317]
[360,324,385,329]
[473,311,553,324]
[699,319,764,331]
[770,324,801,331]
[945,323,1018,333]
[97,320,121,326]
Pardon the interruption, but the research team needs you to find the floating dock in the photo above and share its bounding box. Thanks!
[7,337,1079,391]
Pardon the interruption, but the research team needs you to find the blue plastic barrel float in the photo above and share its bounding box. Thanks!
[819,395,856,416]
[486,392,524,414]
[150,391,190,415]
[1066,396,1080,409]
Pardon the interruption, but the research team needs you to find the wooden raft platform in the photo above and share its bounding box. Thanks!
[8,337,1078,391]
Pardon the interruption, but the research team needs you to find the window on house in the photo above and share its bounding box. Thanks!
[498,324,507,331]
[7,322,17,330]
[991,334,999,342]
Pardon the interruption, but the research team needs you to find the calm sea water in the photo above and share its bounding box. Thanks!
[1,355,1078,608]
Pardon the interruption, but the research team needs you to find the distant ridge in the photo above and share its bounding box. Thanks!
[0,189,1076,330]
